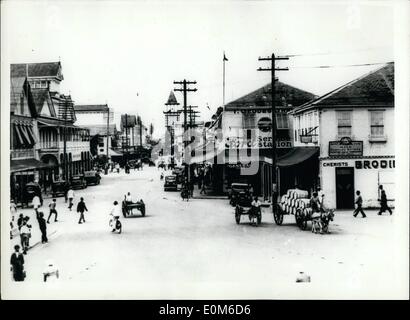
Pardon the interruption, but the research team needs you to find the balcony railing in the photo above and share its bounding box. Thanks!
[39,141,59,149]
[11,148,35,159]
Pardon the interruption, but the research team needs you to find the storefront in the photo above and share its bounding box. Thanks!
[10,158,55,205]
[320,157,395,209]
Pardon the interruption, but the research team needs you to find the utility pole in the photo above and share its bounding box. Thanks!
[125,114,128,165]
[174,80,197,185]
[59,95,73,181]
[257,53,289,214]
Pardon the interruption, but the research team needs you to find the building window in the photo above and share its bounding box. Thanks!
[276,113,289,129]
[337,111,352,137]
[370,111,384,137]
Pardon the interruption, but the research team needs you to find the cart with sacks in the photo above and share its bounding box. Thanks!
[273,189,313,230]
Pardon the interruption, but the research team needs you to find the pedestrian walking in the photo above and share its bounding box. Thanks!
[378,185,392,215]
[67,188,74,211]
[353,190,366,218]
[17,213,24,230]
[32,194,41,212]
[10,201,18,239]
[47,199,58,223]
[200,178,206,195]
[36,211,48,243]
[10,245,25,281]
[20,218,32,254]
[77,197,88,224]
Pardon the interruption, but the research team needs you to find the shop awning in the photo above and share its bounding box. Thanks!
[277,147,319,167]
[37,118,78,129]
[11,158,56,173]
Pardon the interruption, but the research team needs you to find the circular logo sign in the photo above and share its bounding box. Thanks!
[258,117,272,132]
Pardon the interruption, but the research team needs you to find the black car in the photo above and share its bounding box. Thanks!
[70,175,87,189]
[164,175,178,191]
[84,170,101,186]
[52,181,68,198]
[23,182,42,207]
[229,183,254,207]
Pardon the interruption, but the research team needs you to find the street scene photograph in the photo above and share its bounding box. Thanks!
[1,0,409,300]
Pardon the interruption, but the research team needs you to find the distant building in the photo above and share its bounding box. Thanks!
[290,62,394,209]
[74,104,118,158]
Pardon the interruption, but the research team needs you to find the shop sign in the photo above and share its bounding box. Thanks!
[322,162,349,167]
[355,159,395,169]
[329,137,363,157]
[226,136,292,149]
[226,163,253,169]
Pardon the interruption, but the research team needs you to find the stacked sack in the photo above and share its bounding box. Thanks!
[279,189,311,216]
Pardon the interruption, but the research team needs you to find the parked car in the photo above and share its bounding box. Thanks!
[23,182,42,208]
[70,175,87,189]
[84,170,101,186]
[52,181,68,198]
[228,183,254,207]
[164,175,178,191]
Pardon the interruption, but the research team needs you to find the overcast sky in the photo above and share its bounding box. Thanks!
[2,0,394,137]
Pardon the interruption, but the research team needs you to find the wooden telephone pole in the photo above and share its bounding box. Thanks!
[257,53,289,215]
[173,80,197,184]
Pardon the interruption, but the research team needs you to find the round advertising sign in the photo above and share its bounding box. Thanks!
[257,117,272,132]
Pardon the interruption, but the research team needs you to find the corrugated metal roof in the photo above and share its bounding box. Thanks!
[11,62,63,80]
[292,62,394,114]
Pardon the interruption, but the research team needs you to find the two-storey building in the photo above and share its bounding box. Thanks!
[11,62,92,182]
[290,62,394,209]
[191,82,316,199]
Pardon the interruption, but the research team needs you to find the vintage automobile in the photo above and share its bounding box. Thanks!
[84,170,101,186]
[164,175,178,191]
[70,175,87,190]
[23,182,42,208]
[228,183,254,207]
[51,181,68,198]
[172,167,185,185]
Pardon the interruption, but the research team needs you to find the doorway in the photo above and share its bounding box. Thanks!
[336,167,354,209]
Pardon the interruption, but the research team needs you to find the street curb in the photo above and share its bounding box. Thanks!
[28,230,57,250]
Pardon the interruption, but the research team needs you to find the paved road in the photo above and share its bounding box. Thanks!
[4,166,406,299]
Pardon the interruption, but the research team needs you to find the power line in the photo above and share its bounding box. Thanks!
[289,61,393,69]
[283,46,392,58]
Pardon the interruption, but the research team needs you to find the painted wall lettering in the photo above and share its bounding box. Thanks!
[355,159,395,169]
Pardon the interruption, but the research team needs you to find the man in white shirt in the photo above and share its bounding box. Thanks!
[20,219,31,254]
[67,188,74,211]
[250,196,261,225]
[32,195,41,211]
[125,192,133,203]
[109,201,122,231]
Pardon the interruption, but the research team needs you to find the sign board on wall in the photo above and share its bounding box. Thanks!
[226,136,292,149]
[329,137,363,157]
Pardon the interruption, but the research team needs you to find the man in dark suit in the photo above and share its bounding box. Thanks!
[378,185,393,215]
[36,211,48,243]
[77,197,88,224]
[10,245,25,281]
